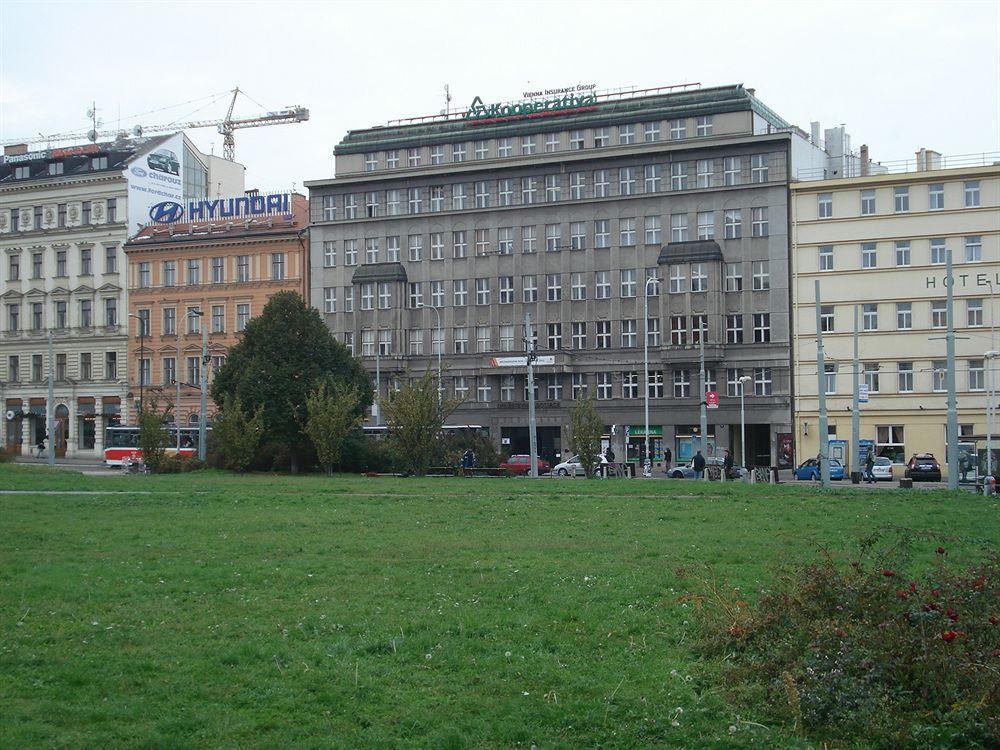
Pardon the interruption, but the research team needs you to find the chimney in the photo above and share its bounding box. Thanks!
[916,148,942,171]
[860,144,870,176]
[810,121,821,146]
[4,144,28,156]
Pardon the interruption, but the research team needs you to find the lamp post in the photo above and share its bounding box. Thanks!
[418,302,443,407]
[985,351,999,488]
[642,275,658,477]
[186,308,208,461]
[127,312,146,419]
[47,329,55,466]
[738,375,751,471]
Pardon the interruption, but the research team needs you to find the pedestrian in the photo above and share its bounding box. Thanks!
[693,450,706,480]
[606,445,615,463]
[865,448,876,484]
[35,431,47,458]
[664,446,672,470]
[723,449,734,480]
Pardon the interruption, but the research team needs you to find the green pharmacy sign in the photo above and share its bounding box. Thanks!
[464,93,598,122]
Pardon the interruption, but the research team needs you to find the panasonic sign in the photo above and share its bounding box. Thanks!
[148,193,292,224]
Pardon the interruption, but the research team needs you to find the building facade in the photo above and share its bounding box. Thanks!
[308,84,835,467]
[791,157,1000,478]
[0,135,243,457]
[123,193,309,424]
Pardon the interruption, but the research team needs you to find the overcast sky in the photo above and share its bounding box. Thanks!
[2,0,998,190]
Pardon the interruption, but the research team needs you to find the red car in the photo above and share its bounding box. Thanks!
[500,454,550,476]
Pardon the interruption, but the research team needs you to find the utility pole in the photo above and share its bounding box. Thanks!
[525,311,538,478]
[643,276,657,477]
[698,317,708,480]
[852,305,860,481]
[985,351,998,489]
[946,247,959,490]
[176,368,182,451]
[374,306,381,427]
[815,280,830,487]
[47,330,55,466]
[199,311,208,462]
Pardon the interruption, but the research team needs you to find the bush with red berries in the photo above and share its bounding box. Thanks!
[689,535,999,748]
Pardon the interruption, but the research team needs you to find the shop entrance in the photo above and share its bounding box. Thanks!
[500,426,562,464]
[55,404,69,457]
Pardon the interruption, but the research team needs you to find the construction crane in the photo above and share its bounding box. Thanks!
[2,88,309,161]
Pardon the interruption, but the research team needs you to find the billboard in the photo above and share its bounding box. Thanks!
[125,132,184,235]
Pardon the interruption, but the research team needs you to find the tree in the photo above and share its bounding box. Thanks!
[570,397,604,478]
[211,291,371,472]
[211,395,264,473]
[303,378,364,475]
[137,396,170,472]
[382,370,460,475]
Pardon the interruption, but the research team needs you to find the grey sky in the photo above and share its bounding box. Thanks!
[2,0,998,191]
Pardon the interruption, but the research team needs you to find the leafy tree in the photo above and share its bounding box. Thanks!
[303,378,364,475]
[382,370,460,475]
[211,395,264,472]
[570,397,604,478]
[137,396,170,472]
[211,291,370,472]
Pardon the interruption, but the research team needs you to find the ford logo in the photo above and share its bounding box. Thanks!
[130,166,148,178]
[149,201,184,223]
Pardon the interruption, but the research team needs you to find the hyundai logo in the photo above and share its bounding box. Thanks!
[149,201,184,223]
[130,166,148,178]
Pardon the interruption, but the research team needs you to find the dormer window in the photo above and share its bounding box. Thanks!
[14,166,30,179]
[90,156,108,170]
[47,161,64,175]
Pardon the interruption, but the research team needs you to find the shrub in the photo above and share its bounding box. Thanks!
[153,455,204,474]
[687,535,999,748]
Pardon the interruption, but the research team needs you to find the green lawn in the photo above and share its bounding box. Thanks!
[1,465,996,749]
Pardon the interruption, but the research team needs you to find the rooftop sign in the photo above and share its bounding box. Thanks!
[464,90,598,123]
[148,193,291,224]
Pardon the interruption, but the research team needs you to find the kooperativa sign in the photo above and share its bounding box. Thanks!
[464,90,598,122]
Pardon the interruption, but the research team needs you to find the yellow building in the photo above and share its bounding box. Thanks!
[791,155,1000,479]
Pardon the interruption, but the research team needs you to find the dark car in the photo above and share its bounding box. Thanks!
[500,454,550,476]
[905,453,942,482]
[147,148,180,176]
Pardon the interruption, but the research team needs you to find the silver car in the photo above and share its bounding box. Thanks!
[553,454,607,476]
[870,456,894,481]
[668,456,746,479]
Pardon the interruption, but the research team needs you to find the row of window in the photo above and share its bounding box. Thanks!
[324,155,770,221]
[322,263,771,313]
[355,367,775,401]
[320,209,768,268]
[6,297,119,331]
[815,180,983,218]
[135,253,287,289]
[7,244,118,281]
[5,351,118,383]
[359,117,718,172]
[820,360,991,394]
[133,303,253,336]
[819,298,988,333]
[10,155,110,180]
[338,314,774,356]
[135,355,227,387]
[816,236,985,271]
[3,199,119,232]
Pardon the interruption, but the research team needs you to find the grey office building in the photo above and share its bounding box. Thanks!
[307,84,831,469]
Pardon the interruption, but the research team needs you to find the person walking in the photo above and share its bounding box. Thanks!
[723,449,734,480]
[865,448,876,484]
[693,450,706,480]
[663,446,672,471]
[35,431,47,459]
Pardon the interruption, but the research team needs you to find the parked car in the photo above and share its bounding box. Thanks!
[668,456,747,479]
[793,458,846,481]
[871,456,893,482]
[905,453,942,482]
[500,454,550,476]
[553,454,608,476]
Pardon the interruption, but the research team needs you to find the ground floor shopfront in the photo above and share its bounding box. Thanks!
[794,406,994,480]
[2,385,127,457]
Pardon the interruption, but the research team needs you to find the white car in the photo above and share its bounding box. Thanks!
[553,454,608,476]
[870,456,894,481]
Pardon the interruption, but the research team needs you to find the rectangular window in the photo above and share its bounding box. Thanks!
[271,253,285,280]
[752,313,770,342]
[696,211,714,240]
[620,319,636,348]
[594,271,610,299]
[55,250,67,277]
[965,180,981,207]
[453,327,468,355]
[476,277,491,305]
[547,322,562,350]
[644,121,660,142]
[234,304,250,332]
[967,298,984,327]
[751,207,769,237]
[322,195,337,220]
[965,236,982,262]
[345,194,358,219]
[569,222,586,250]
[696,115,713,136]
[861,242,877,269]
[521,177,537,204]
[646,215,662,244]
[823,363,837,394]
[929,183,944,210]
[750,153,769,182]
[163,260,176,287]
[932,300,948,328]
[969,360,985,391]
[891,240,911,267]
[644,164,661,193]
[691,263,707,292]
[619,218,636,246]
[406,148,421,167]
[594,170,609,198]
[104,298,117,326]
[407,235,422,262]
[673,369,691,398]
[430,280,444,308]
[724,209,742,239]
[670,316,687,346]
[496,178,513,207]
[545,223,561,252]
[499,276,514,304]
[620,268,637,298]
[570,272,586,301]
[754,367,772,396]
[696,159,713,188]
[211,256,225,283]
[408,330,423,355]
[520,136,535,155]
[137,261,151,288]
[522,275,537,303]
[896,302,912,329]
[724,156,741,185]
[862,303,878,331]
[366,153,380,171]
[546,274,562,302]
[386,190,400,216]
[727,314,744,344]
[567,172,586,201]
[365,191,379,218]
[818,193,833,218]
[593,127,609,147]
[186,258,201,285]
[818,245,834,271]
[453,279,467,307]
[544,133,559,153]
[429,186,444,212]
[618,124,635,144]
[929,238,947,265]
[452,183,468,210]
[567,321,585,350]
[861,189,876,215]
[474,140,489,160]
[932,360,947,392]
[669,265,686,294]
[407,188,422,214]
[621,372,638,399]
[378,329,392,356]
[745,262,768,294]
[80,248,92,275]
[593,320,610,349]
[820,305,835,332]
[893,186,909,212]
[162,307,176,335]
[429,146,443,166]
[377,283,391,311]
[475,181,490,208]
[186,306,201,334]
[594,219,610,249]
[725,263,742,292]
[669,119,686,140]
[898,362,913,392]
[408,282,423,309]
[212,304,225,333]
[619,167,636,196]
[669,162,687,191]
[497,138,512,157]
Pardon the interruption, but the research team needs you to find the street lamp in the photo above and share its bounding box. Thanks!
[417,302,443,407]
[738,375,752,471]
[985,350,999,486]
[642,275,658,477]
[127,312,147,419]
[185,308,208,461]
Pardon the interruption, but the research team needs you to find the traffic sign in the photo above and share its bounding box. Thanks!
[858,384,869,404]
[705,391,719,409]
[489,355,555,367]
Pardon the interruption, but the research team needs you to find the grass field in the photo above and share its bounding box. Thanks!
[1,465,997,749]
